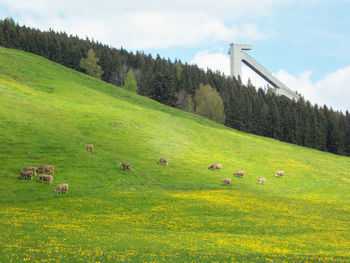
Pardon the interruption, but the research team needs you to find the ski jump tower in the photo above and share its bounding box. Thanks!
[229,43,300,100]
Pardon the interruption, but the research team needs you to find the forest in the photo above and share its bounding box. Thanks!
[1,18,349,156]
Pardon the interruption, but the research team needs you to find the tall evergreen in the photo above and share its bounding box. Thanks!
[149,72,177,107]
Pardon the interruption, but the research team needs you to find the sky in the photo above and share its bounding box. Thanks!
[0,0,349,112]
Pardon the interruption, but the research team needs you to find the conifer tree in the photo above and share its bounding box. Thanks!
[149,72,177,107]
[345,111,350,155]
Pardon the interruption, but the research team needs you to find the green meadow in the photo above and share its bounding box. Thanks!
[0,46,349,262]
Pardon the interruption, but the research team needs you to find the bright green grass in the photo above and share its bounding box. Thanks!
[0,46,349,262]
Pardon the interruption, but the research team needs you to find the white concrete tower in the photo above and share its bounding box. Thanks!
[229,43,252,79]
[229,43,300,101]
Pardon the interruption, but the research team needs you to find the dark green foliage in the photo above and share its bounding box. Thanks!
[345,111,350,154]
[0,17,349,156]
[148,72,177,107]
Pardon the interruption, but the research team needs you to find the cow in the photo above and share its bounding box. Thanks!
[208,164,222,170]
[38,174,53,185]
[275,171,285,177]
[22,166,38,175]
[86,144,94,152]
[158,158,169,166]
[121,162,131,170]
[222,178,232,185]
[38,165,55,175]
[54,184,69,194]
[19,170,35,180]
[233,170,244,178]
[257,178,266,184]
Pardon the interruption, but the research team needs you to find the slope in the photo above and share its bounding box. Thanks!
[0,47,349,262]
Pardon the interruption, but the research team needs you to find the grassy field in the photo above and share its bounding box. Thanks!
[0,46,349,262]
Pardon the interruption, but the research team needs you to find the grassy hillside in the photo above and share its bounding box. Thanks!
[0,46,349,262]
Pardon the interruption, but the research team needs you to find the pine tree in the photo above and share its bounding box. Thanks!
[345,111,350,155]
[149,72,177,107]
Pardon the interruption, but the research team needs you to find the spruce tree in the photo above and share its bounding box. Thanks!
[149,72,177,107]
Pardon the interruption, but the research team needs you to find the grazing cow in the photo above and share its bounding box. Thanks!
[222,178,232,185]
[19,170,35,180]
[23,166,38,175]
[158,158,169,166]
[275,171,285,177]
[233,170,244,178]
[121,162,131,170]
[257,178,266,184]
[38,165,55,175]
[54,184,69,194]
[38,174,53,185]
[208,164,222,170]
[86,144,94,152]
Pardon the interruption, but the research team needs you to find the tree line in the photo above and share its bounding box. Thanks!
[1,18,349,156]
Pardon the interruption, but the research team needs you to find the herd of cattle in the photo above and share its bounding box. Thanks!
[119,149,284,186]
[18,165,68,193]
[18,143,285,194]
[208,164,284,185]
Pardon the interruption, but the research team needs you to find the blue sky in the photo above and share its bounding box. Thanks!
[1,0,349,112]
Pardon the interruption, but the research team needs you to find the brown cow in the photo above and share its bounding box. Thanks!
[233,170,244,178]
[54,184,69,194]
[86,144,94,152]
[23,166,38,175]
[121,162,131,170]
[208,164,222,170]
[38,174,53,184]
[275,171,285,177]
[257,178,266,184]
[222,178,232,185]
[158,158,169,166]
[19,170,35,180]
[38,165,55,175]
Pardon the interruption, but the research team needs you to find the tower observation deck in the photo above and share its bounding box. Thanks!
[229,43,300,101]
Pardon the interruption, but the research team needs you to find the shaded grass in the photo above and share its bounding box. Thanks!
[0,47,349,262]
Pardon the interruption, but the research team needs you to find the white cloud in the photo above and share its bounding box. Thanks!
[0,0,297,49]
[118,13,261,48]
[190,50,230,75]
[0,0,298,19]
[277,68,350,112]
